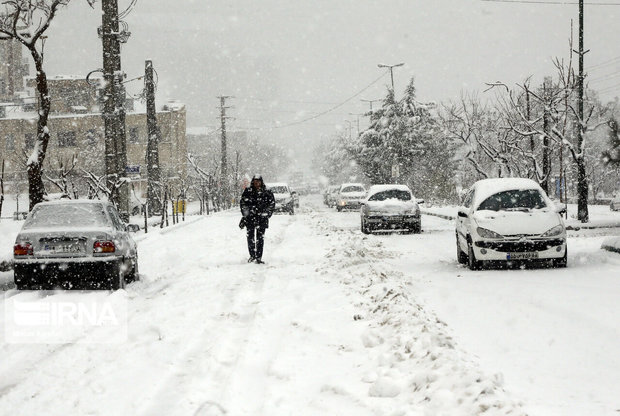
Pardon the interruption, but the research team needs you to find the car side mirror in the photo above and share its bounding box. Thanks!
[127,224,140,233]
[555,203,567,214]
[457,210,468,218]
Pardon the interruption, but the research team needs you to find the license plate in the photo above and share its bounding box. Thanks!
[43,243,83,254]
[507,252,539,260]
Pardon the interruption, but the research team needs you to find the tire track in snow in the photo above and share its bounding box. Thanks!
[137,214,295,416]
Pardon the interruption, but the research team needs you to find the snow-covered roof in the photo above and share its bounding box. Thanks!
[367,184,412,197]
[471,178,548,208]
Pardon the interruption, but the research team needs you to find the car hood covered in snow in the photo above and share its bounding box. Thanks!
[473,209,563,236]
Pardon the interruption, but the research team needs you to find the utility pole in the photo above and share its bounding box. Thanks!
[101,0,129,220]
[542,77,552,195]
[145,60,161,216]
[377,62,404,91]
[349,112,364,136]
[218,95,233,208]
[576,0,589,222]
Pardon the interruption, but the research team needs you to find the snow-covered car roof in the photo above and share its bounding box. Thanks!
[470,178,550,209]
[34,199,111,207]
[366,184,412,198]
[340,183,365,191]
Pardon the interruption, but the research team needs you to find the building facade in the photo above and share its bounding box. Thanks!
[0,42,187,197]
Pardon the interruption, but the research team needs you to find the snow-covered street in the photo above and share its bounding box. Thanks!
[1,195,619,415]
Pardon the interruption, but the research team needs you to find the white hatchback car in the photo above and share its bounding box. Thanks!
[456,178,567,270]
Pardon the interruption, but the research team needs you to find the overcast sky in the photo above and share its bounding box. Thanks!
[42,0,620,168]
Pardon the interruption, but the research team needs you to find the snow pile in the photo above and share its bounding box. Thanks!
[601,236,620,253]
[312,214,526,415]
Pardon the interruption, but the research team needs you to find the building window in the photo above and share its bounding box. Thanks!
[5,134,15,151]
[58,131,77,147]
[129,127,140,144]
[24,133,35,149]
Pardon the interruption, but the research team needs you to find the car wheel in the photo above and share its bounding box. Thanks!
[456,235,467,264]
[361,218,371,234]
[467,241,482,270]
[109,261,125,290]
[336,207,342,212]
[553,249,567,268]
[125,256,139,283]
[413,222,422,234]
[289,206,295,215]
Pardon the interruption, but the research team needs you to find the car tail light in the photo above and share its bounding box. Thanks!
[14,243,33,256]
[93,241,115,253]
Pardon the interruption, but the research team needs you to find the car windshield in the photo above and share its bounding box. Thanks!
[369,190,411,202]
[23,203,109,229]
[477,189,547,211]
[270,186,288,194]
[341,186,364,193]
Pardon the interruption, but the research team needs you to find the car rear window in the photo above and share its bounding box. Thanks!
[23,203,109,229]
[369,190,411,201]
[341,186,364,193]
[477,189,547,211]
[269,186,288,194]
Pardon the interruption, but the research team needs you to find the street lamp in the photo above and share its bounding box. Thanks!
[377,62,404,91]
[361,98,381,113]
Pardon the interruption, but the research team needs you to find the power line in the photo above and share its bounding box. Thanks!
[589,70,620,83]
[265,71,388,130]
[482,0,620,4]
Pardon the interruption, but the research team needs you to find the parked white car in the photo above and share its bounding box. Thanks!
[267,182,295,215]
[361,184,422,234]
[456,178,567,270]
[336,183,366,212]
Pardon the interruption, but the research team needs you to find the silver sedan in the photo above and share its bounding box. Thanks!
[13,200,139,290]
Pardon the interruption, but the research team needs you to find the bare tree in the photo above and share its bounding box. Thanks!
[0,0,71,210]
[44,154,78,197]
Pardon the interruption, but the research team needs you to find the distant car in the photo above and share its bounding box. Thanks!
[267,183,295,215]
[13,200,140,290]
[336,183,366,211]
[610,195,620,211]
[456,178,567,270]
[360,184,422,234]
[325,185,340,207]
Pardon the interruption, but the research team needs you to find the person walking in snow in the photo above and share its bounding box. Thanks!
[239,175,275,264]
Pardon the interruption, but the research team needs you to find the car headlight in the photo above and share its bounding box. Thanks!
[541,224,564,237]
[476,227,503,239]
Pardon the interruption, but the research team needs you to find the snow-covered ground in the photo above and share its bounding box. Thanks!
[0,195,619,415]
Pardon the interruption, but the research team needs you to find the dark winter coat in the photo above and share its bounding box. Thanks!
[240,185,275,229]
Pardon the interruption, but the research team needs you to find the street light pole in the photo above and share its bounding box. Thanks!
[377,62,404,91]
